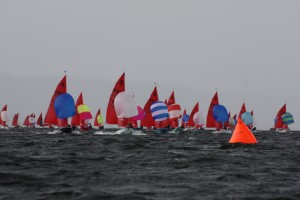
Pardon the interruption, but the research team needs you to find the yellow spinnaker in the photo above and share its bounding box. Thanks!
[77,104,90,113]
[97,115,104,124]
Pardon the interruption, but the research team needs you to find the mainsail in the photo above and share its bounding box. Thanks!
[44,76,67,126]
[167,91,175,106]
[141,86,159,128]
[106,73,125,124]
[12,113,19,127]
[36,113,43,127]
[71,92,83,126]
[94,109,101,127]
[238,102,247,119]
[206,92,219,128]
[274,104,286,129]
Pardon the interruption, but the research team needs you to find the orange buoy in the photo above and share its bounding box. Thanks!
[229,118,257,144]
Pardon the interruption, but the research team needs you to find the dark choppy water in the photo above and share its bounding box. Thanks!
[0,128,300,200]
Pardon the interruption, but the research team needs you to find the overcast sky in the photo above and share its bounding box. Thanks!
[1,0,300,129]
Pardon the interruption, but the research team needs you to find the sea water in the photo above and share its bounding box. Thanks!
[0,128,299,200]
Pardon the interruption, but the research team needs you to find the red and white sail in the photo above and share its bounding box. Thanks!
[193,112,205,129]
[168,104,181,128]
[0,104,8,126]
[188,102,199,127]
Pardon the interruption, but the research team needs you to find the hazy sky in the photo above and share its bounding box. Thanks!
[1,0,300,129]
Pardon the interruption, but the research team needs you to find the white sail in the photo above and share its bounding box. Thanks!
[114,92,138,118]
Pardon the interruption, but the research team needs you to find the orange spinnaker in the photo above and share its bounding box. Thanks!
[229,118,257,144]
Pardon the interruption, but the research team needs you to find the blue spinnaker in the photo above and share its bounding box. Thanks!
[241,112,253,125]
[182,114,190,123]
[54,93,76,119]
[212,105,229,123]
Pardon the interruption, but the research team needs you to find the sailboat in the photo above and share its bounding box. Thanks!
[0,104,8,128]
[187,102,199,129]
[72,92,93,131]
[94,109,104,129]
[141,86,159,129]
[44,75,76,133]
[151,101,169,133]
[212,104,231,133]
[77,104,93,130]
[168,104,181,128]
[193,112,205,129]
[28,113,35,128]
[274,104,294,132]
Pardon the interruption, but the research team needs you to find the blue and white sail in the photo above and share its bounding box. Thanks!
[150,101,169,121]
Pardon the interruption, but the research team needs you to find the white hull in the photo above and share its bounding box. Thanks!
[276,129,290,133]
[115,128,134,135]
[212,129,232,134]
